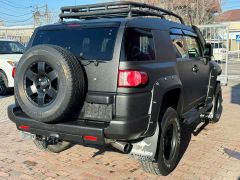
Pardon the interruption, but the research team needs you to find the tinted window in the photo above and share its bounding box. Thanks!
[121,28,156,61]
[32,27,118,61]
[171,35,188,58]
[184,36,202,58]
[0,41,25,54]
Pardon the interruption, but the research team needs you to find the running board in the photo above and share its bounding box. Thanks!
[183,103,212,125]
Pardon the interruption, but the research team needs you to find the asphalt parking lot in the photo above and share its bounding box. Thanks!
[0,84,239,180]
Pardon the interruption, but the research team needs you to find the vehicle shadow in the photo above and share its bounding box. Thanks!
[78,144,120,158]
[231,83,240,105]
[224,148,240,160]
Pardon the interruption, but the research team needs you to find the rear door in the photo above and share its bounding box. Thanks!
[31,23,123,93]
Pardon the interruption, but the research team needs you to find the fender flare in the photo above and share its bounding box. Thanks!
[144,75,183,137]
[206,61,222,104]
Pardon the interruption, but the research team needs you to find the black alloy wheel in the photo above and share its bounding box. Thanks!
[163,124,178,162]
[24,61,58,107]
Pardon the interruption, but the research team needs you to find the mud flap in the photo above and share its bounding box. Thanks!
[130,123,159,161]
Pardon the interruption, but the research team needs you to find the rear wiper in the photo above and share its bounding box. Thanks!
[81,59,107,66]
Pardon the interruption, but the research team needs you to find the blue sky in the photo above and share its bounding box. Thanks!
[222,0,240,11]
[0,0,240,26]
[0,0,98,26]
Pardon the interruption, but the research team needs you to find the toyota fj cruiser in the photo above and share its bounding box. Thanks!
[8,1,223,176]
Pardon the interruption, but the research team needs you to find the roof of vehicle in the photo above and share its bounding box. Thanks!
[38,17,194,32]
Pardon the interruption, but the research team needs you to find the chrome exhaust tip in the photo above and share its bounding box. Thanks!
[110,141,131,153]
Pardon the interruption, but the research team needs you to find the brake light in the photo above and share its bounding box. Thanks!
[19,125,30,131]
[118,70,148,87]
[83,136,98,142]
[12,67,16,78]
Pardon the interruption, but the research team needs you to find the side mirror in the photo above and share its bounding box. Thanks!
[204,43,213,58]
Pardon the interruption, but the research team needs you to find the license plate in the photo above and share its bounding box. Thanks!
[84,103,112,121]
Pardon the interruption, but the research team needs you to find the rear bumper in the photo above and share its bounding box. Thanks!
[8,105,150,145]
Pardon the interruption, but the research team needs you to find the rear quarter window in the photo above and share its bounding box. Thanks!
[121,28,156,61]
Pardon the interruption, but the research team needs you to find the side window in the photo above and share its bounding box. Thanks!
[170,35,188,58]
[184,36,202,58]
[121,28,156,61]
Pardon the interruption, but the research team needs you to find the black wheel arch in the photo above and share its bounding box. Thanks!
[143,76,183,137]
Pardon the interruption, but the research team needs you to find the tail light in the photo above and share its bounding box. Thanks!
[12,67,16,78]
[19,125,30,131]
[118,70,148,87]
[83,136,98,142]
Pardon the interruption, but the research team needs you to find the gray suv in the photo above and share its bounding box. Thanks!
[8,1,223,176]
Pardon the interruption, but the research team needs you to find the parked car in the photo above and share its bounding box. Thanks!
[0,39,25,95]
[8,1,223,176]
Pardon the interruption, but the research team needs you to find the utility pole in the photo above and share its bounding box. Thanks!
[44,4,50,24]
[33,6,41,28]
[33,4,51,28]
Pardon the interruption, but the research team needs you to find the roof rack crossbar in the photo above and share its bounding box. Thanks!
[59,1,185,24]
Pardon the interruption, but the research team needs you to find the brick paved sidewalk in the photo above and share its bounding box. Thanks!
[0,85,239,180]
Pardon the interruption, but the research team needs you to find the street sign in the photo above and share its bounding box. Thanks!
[236,35,240,42]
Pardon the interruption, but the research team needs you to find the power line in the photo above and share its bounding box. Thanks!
[0,0,32,9]
[0,12,33,17]
[0,0,30,6]
[0,5,32,14]
[3,16,33,23]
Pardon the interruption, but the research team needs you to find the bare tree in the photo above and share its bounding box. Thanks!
[119,0,221,25]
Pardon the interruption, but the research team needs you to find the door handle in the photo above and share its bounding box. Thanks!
[192,65,199,73]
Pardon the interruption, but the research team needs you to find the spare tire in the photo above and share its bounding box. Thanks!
[15,45,85,123]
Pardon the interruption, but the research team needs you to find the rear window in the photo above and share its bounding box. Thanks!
[32,27,118,61]
[121,28,156,61]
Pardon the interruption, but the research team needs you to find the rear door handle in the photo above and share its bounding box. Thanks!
[192,65,199,72]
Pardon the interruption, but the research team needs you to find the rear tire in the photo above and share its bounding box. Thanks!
[33,138,72,153]
[139,108,181,176]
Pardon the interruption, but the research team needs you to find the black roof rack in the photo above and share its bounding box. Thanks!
[59,1,185,25]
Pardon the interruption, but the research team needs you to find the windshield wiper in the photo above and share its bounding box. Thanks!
[78,56,106,66]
